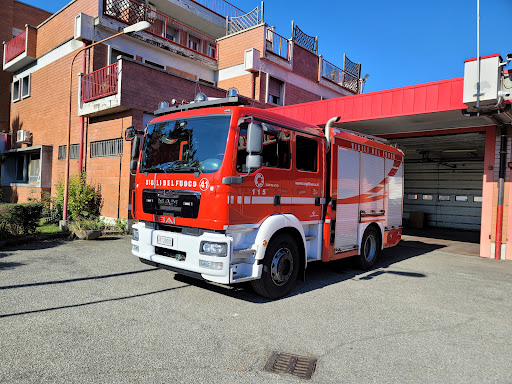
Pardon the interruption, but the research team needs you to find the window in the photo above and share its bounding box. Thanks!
[188,35,201,51]
[422,194,433,200]
[16,156,25,181]
[236,125,291,172]
[407,194,418,200]
[474,196,483,203]
[267,76,284,106]
[109,48,134,65]
[29,153,40,182]
[455,196,468,202]
[12,80,20,102]
[207,43,216,58]
[439,195,450,201]
[12,28,23,38]
[91,138,123,158]
[58,145,66,160]
[296,135,318,172]
[13,74,31,101]
[21,75,30,99]
[166,26,179,42]
[69,144,79,160]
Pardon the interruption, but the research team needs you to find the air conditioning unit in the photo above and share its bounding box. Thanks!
[16,130,31,144]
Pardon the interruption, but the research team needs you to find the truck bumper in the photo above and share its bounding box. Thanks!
[131,222,261,285]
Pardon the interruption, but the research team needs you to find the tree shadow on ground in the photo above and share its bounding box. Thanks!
[173,243,443,303]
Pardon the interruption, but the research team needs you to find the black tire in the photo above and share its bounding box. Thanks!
[357,226,381,270]
[251,234,300,299]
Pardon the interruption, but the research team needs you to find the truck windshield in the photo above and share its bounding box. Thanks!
[140,115,231,174]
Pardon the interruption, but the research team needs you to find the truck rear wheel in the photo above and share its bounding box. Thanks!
[358,226,381,270]
[251,234,299,300]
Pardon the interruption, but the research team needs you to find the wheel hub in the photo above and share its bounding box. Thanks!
[270,247,293,286]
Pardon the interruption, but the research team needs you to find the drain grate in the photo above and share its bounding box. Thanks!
[264,351,317,380]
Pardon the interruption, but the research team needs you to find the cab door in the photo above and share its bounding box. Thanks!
[230,124,286,226]
[291,134,324,222]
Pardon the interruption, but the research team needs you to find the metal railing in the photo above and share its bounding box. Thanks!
[4,29,26,62]
[265,28,290,61]
[322,59,359,93]
[104,0,217,60]
[291,21,317,54]
[191,0,244,18]
[82,62,119,103]
[227,3,263,35]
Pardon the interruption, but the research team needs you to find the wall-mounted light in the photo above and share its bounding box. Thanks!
[488,165,494,170]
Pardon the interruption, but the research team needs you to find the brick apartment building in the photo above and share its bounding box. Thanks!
[1,0,363,221]
[0,1,51,133]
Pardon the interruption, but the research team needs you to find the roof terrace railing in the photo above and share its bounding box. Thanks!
[265,28,290,61]
[191,0,244,18]
[4,29,26,63]
[104,0,217,60]
[82,62,119,103]
[322,59,359,94]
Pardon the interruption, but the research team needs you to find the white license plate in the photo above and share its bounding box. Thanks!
[156,235,174,247]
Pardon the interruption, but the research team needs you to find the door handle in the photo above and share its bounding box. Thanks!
[274,195,281,206]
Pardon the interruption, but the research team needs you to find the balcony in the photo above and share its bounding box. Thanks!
[265,28,292,67]
[190,0,243,19]
[321,59,360,94]
[79,62,123,117]
[3,26,37,72]
[82,63,119,103]
[104,0,218,61]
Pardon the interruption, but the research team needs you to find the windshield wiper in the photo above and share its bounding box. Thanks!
[144,160,203,174]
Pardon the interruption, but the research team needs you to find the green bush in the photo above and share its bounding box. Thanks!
[55,173,103,221]
[0,203,43,238]
[69,217,105,232]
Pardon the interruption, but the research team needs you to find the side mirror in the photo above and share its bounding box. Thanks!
[130,159,138,173]
[131,135,141,159]
[130,136,141,174]
[246,154,262,172]
[125,126,136,141]
[247,122,263,154]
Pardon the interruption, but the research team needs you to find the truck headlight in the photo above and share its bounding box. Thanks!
[133,228,139,241]
[199,241,227,256]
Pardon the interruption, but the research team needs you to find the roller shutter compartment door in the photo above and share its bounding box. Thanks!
[403,161,483,230]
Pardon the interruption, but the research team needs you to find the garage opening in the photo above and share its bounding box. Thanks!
[390,131,486,232]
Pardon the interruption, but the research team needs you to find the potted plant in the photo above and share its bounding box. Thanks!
[69,217,105,240]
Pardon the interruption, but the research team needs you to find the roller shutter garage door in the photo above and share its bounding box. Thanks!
[392,132,485,231]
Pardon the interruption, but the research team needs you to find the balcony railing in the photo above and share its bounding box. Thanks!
[265,29,290,61]
[190,0,244,18]
[82,63,119,103]
[322,59,359,94]
[5,29,26,63]
[104,0,217,60]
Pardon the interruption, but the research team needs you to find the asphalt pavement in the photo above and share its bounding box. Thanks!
[1,235,511,383]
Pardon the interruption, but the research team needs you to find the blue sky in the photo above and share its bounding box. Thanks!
[24,0,512,93]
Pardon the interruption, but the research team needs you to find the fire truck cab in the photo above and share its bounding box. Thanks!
[127,94,403,299]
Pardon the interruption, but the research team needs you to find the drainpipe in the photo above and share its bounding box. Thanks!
[495,124,508,260]
[78,42,87,173]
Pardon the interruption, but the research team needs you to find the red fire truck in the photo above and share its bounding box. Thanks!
[126,93,404,299]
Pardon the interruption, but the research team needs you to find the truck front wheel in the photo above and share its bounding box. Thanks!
[251,234,299,300]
